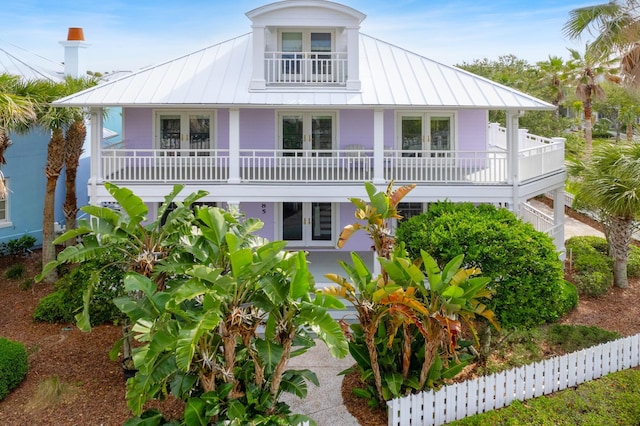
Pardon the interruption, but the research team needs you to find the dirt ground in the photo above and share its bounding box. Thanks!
[1,245,639,426]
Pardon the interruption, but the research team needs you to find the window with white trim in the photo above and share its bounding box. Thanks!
[397,112,456,157]
[0,179,10,227]
[279,111,336,156]
[154,110,215,155]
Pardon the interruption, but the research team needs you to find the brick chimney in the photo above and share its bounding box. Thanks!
[59,27,88,78]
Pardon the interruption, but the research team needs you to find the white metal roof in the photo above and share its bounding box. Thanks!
[53,33,554,110]
[0,42,63,82]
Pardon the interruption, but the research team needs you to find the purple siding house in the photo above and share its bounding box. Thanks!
[53,0,566,279]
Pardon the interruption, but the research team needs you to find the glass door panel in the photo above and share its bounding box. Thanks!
[429,116,451,157]
[311,202,332,241]
[282,202,303,241]
[311,115,333,157]
[401,116,422,157]
[311,32,332,78]
[189,114,210,155]
[282,115,304,156]
[282,32,302,76]
[160,115,181,150]
[282,202,333,245]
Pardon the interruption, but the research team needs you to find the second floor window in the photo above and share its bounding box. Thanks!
[279,112,335,157]
[155,111,214,156]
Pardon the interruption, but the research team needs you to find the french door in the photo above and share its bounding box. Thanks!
[280,112,334,157]
[281,31,333,81]
[281,202,334,246]
[399,113,454,158]
[157,111,213,155]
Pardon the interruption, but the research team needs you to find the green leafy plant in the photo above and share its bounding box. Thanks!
[323,182,499,406]
[0,235,36,257]
[37,183,207,364]
[38,184,348,424]
[115,204,347,424]
[33,248,125,325]
[0,337,28,400]
[566,236,613,296]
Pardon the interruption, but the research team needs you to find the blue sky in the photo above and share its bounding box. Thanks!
[1,0,602,73]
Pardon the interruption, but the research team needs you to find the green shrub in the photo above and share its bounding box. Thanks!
[0,337,28,400]
[0,235,36,257]
[627,245,640,278]
[557,280,579,314]
[33,291,73,323]
[4,263,25,280]
[33,249,126,326]
[544,324,620,353]
[566,236,613,296]
[397,202,567,329]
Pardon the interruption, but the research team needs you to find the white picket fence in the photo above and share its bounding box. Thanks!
[387,333,640,425]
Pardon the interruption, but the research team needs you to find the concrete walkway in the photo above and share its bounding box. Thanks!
[280,342,359,425]
[283,203,604,425]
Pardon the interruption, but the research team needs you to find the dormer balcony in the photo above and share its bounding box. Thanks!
[264,51,348,85]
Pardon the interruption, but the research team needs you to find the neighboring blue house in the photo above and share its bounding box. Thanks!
[0,128,50,246]
[0,27,116,246]
[0,38,64,247]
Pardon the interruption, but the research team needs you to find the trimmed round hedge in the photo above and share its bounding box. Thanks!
[0,337,28,400]
[397,201,571,329]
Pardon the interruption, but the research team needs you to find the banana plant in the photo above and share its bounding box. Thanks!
[324,182,499,405]
[117,204,348,424]
[36,182,206,363]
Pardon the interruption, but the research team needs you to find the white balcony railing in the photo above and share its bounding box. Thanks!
[99,127,565,185]
[264,51,348,85]
[240,149,372,182]
[102,149,230,182]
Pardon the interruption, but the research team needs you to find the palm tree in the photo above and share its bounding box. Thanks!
[61,76,97,237]
[564,1,640,86]
[568,142,640,289]
[32,79,77,282]
[564,44,620,156]
[536,55,569,111]
[0,74,37,197]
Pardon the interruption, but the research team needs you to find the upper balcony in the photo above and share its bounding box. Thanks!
[98,126,565,187]
[247,1,364,91]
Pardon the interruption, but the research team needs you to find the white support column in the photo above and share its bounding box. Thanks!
[506,110,520,214]
[228,109,241,184]
[373,109,385,184]
[346,26,361,90]
[249,25,266,90]
[226,200,240,215]
[89,107,103,205]
[373,251,381,277]
[553,187,566,259]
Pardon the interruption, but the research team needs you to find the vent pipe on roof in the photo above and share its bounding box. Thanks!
[59,27,89,78]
